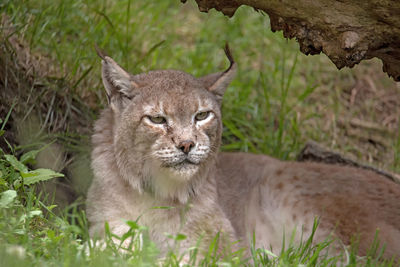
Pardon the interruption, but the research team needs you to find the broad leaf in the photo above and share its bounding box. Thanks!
[21,168,64,185]
[0,189,17,208]
[20,150,40,164]
[5,155,28,173]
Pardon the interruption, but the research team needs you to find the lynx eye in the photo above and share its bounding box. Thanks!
[195,111,210,121]
[148,116,166,124]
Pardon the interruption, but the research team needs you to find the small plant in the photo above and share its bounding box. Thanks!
[0,111,70,266]
[0,113,64,197]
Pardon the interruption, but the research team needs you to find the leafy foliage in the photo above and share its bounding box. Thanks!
[0,148,64,193]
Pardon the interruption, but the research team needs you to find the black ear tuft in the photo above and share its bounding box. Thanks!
[94,44,108,60]
[199,43,237,104]
[223,43,235,72]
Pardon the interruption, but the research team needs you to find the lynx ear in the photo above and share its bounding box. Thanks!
[95,46,139,107]
[199,44,237,103]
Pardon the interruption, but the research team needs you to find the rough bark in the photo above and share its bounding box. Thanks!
[185,0,400,81]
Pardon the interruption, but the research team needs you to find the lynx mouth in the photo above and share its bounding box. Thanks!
[163,158,198,169]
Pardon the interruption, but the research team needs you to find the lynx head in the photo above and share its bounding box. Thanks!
[95,45,236,202]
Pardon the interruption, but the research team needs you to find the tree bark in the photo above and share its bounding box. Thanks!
[185,0,400,81]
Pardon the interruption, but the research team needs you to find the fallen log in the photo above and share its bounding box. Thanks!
[297,140,400,184]
[184,0,400,81]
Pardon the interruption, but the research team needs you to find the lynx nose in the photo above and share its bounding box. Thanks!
[178,140,195,154]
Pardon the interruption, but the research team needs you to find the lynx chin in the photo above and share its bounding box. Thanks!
[86,45,400,261]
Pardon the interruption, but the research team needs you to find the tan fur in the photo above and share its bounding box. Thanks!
[217,153,400,259]
[87,48,400,260]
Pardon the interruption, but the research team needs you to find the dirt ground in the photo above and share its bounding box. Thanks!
[300,57,400,172]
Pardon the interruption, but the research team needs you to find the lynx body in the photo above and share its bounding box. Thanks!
[86,47,400,260]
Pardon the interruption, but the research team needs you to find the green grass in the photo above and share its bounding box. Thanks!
[1,0,399,266]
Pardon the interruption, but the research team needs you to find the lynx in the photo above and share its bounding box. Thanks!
[86,45,400,261]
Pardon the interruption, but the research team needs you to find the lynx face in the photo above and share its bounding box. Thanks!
[98,46,236,201]
[117,72,222,182]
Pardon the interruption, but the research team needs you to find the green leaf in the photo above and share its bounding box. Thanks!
[0,176,7,186]
[13,179,23,189]
[28,210,42,218]
[150,206,175,210]
[174,233,187,241]
[4,155,28,173]
[18,210,43,223]
[47,205,57,211]
[126,220,139,230]
[165,233,187,241]
[20,150,40,164]
[0,189,17,208]
[21,168,64,185]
